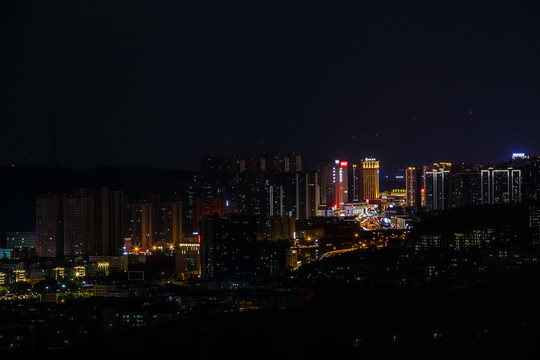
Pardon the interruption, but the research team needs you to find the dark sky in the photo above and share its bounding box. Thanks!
[1,1,539,174]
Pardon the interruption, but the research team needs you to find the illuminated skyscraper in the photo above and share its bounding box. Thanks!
[318,160,348,211]
[480,167,521,204]
[350,163,360,202]
[423,163,452,211]
[358,158,379,200]
[509,154,540,202]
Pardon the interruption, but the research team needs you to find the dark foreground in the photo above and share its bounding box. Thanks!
[11,266,539,360]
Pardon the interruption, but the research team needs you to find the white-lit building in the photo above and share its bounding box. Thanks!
[319,160,349,211]
[480,167,521,204]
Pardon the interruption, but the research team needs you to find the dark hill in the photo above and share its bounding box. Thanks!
[409,204,530,237]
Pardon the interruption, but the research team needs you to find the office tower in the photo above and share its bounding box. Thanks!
[480,167,521,204]
[358,158,379,201]
[405,167,422,210]
[6,232,36,249]
[318,160,348,210]
[36,193,63,257]
[424,163,452,211]
[199,212,257,280]
[63,189,96,257]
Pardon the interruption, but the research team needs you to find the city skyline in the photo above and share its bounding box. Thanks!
[3,1,540,355]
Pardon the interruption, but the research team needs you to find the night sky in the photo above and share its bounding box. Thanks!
[1,1,539,175]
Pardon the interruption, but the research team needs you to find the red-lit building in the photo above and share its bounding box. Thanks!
[318,160,348,211]
[192,197,229,234]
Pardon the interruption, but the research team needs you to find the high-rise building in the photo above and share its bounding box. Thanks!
[318,160,348,210]
[175,236,200,280]
[199,212,257,280]
[510,154,540,202]
[358,159,379,201]
[424,163,452,211]
[63,189,96,257]
[480,167,521,204]
[294,171,319,220]
[350,163,359,202]
[192,197,228,234]
[449,164,481,208]
[127,201,154,250]
[127,196,183,249]
[36,193,63,257]
[405,167,422,210]
[157,200,183,244]
[93,187,127,256]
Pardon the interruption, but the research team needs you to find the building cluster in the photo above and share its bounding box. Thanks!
[5,152,540,288]
[405,154,540,212]
[196,153,380,234]
[33,187,183,258]
[0,152,384,284]
[199,212,290,281]
[192,153,383,280]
